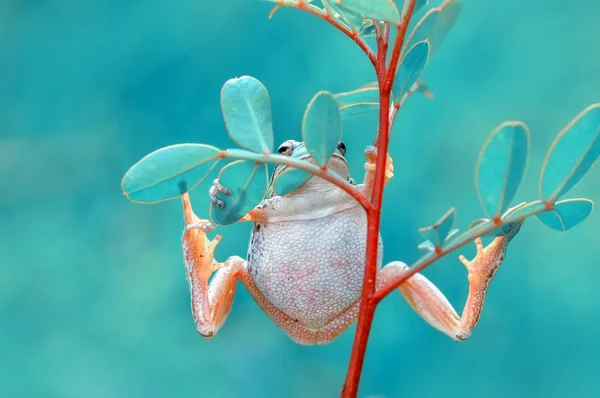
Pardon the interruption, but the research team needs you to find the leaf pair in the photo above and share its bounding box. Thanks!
[417,208,459,252]
[274,90,344,196]
[122,75,347,226]
[475,104,600,233]
[121,76,275,225]
[334,38,430,122]
[394,0,461,105]
[217,83,346,223]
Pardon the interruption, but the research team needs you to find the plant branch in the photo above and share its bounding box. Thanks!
[271,1,378,67]
[341,77,390,398]
[222,149,374,211]
[373,203,549,302]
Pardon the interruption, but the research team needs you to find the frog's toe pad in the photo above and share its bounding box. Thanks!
[208,179,232,209]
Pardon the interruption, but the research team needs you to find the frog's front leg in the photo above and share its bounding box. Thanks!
[379,226,521,341]
[360,145,394,200]
[181,192,241,336]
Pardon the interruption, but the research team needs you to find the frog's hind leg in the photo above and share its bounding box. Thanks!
[378,236,513,341]
[238,268,360,345]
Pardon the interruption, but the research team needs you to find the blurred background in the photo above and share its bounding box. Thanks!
[1,0,599,397]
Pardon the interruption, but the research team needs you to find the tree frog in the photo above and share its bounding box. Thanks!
[181,139,518,344]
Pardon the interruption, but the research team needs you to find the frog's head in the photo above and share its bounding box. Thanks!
[272,139,350,183]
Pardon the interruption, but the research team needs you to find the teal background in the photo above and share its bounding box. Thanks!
[2,1,599,397]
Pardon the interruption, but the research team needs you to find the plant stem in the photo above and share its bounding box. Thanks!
[342,2,417,396]
[341,81,390,398]
[222,149,373,211]
[373,203,548,302]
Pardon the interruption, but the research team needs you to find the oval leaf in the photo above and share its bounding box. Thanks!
[122,144,221,204]
[272,168,312,196]
[220,76,274,153]
[334,86,379,108]
[393,39,430,103]
[335,86,380,120]
[323,0,364,30]
[400,0,430,19]
[302,91,343,166]
[339,103,379,120]
[535,198,594,232]
[210,160,268,226]
[404,0,461,56]
[418,207,456,248]
[540,104,600,202]
[475,121,530,218]
[359,20,377,37]
[333,0,400,24]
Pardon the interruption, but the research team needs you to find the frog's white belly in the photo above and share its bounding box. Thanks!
[246,205,383,329]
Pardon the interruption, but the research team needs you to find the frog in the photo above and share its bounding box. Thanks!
[180,139,519,344]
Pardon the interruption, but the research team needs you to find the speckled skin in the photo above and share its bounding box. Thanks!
[247,204,383,329]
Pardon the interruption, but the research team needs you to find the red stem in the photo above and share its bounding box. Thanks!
[341,62,390,398]
[341,2,417,397]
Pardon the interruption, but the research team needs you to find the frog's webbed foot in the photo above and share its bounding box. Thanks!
[208,178,232,208]
[360,145,394,199]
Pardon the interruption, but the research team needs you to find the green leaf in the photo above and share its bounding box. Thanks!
[302,91,343,166]
[475,121,530,218]
[210,160,268,226]
[404,0,461,56]
[358,20,377,37]
[535,198,594,232]
[220,75,274,154]
[393,39,430,103]
[333,0,400,24]
[539,104,600,202]
[416,0,429,13]
[400,0,429,18]
[334,86,379,107]
[418,228,458,252]
[418,207,456,248]
[122,144,221,204]
[323,0,364,30]
[339,102,379,120]
[273,168,312,196]
[334,86,380,120]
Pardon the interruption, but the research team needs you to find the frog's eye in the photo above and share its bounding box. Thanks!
[337,141,346,156]
[277,142,294,156]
